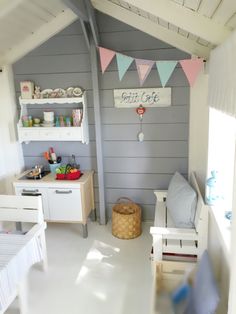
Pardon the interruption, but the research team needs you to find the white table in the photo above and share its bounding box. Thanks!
[0,232,43,314]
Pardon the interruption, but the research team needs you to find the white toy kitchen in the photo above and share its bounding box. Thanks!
[13,169,95,238]
[14,83,95,238]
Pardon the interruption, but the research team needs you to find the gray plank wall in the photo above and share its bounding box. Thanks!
[13,12,190,221]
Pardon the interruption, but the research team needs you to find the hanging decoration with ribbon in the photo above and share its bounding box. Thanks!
[136,104,146,142]
[98,46,204,87]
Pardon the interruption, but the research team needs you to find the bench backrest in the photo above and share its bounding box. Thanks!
[0,195,43,224]
[190,172,207,233]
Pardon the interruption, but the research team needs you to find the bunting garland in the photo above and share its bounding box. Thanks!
[156,61,178,87]
[179,58,204,87]
[98,47,116,73]
[98,46,204,87]
[116,53,134,80]
[135,59,155,86]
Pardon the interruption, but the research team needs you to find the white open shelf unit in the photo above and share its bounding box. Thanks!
[17,92,89,144]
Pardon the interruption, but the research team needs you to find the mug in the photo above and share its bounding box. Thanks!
[44,111,54,122]
[49,163,61,174]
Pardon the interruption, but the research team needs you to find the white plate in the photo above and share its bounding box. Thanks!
[41,89,53,98]
[73,87,83,97]
[66,87,74,97]
[52,88,66,98]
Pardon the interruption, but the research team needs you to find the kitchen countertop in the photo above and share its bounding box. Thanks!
[13,170,94,188]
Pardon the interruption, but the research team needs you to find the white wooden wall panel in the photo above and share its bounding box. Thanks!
[93,0,210,57]
[178,28,189,37]
[172,0,184,5]
[198,0,222,17]
[169,23,179,33]
[32,0,66,14]
[184,0,201,11]
[158,18,169,28]
[22,2,55,21]
[212,0,236,25]
[197,37,209,46]
[118,0,229,46]
[226,13,236,28]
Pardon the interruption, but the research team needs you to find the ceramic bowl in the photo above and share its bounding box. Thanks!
[34,118,40,124]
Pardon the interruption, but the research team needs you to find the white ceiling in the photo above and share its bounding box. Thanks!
[91,0,236,58]
[0,0,235,66]
[0,0,78,66]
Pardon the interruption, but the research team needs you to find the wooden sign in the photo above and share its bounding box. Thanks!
[113,87,171,108]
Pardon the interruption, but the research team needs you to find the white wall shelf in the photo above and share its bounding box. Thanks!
[17,93,89,144]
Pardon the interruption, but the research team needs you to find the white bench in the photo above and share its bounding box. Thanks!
[0,195,47,314]
[150,172,208,263]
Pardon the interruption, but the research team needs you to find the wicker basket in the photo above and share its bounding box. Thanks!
[112,197,142,239]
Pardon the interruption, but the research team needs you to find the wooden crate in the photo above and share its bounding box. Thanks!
[152,260,196,314]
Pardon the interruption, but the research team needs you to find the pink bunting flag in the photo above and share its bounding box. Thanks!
[179,58,204,87]
[98,47,116,73]
[135,59,155,86]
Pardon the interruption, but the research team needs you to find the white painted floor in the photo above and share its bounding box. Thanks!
[6,221,153,314]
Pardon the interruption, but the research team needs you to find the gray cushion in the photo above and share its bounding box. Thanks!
[166,172,197,228]
[184,250,220,314]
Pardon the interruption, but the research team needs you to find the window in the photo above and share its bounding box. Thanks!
[208,108,236,211]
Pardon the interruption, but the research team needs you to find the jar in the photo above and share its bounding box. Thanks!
[55,116,60,127]
[22,115,29,127]
[59,115,65,127]
[28,116,33,127]
[66,117,71,127]
[205,170,219,205]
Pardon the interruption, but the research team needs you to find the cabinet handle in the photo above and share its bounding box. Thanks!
[55,190,72,194]
[22,189,39,193]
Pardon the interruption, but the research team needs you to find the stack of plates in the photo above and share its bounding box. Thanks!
[41,121,55,127]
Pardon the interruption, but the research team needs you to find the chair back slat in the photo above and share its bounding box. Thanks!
[0,195,43,223]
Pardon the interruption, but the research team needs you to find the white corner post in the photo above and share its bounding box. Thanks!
[0,65,24,194]
[188,67,209,191]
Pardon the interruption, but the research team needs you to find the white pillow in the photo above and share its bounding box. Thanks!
[166,172,197,228]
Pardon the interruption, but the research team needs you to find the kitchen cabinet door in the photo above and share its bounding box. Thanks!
[48,188,82,221]
[14,186,50,220]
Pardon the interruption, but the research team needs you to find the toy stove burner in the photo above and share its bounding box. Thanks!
[19,171,50,180]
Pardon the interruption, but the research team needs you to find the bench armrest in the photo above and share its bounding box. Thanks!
[150,226,198,241]
[154,190,167,202]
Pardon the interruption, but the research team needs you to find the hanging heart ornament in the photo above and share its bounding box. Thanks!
[136,105,146,118]
[136,105,146,142]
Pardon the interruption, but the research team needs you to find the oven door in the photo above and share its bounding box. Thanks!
[15,187,50,220]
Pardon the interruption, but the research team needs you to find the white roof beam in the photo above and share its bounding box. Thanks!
[92,0,210,58]
[1,9,78,66]
[124,0,230,45]
[0,0,24,19]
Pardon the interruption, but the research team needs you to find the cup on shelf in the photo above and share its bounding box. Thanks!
[49,162,61,174]
[34,118,40,124]
[72,109,82,126]
[43,111,54,123]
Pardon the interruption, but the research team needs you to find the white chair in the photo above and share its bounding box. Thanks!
[0,195,48,314]
[150,172,208,263]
